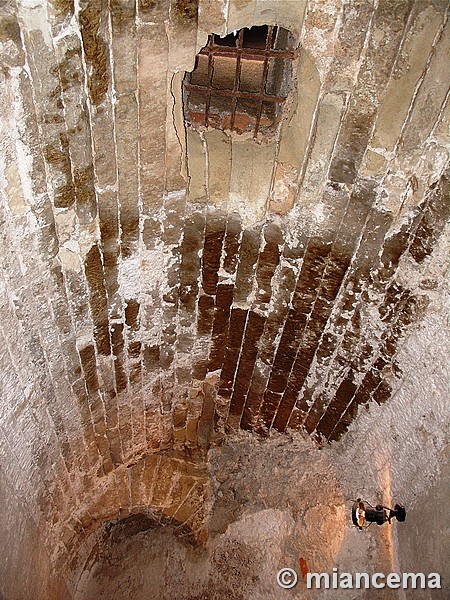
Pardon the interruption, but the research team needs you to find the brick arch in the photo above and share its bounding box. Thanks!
[58,454,210,595]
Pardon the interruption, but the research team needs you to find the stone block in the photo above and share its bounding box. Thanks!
[79,0,110,106]
[138,23,169,213]
[370,4,443,156]
[205,129,232,206]
[187,129,208,202]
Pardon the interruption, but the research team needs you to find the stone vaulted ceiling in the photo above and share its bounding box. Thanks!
[0,0,449,597]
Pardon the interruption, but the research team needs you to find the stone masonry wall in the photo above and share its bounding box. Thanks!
[0,0,449,598]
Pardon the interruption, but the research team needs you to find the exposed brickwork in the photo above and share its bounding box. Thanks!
[0,1,449,598]
[79,0,110,106]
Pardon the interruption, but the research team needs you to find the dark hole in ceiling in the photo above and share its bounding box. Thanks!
[183,25,296,136]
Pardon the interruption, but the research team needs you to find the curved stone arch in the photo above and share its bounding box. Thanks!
[72,508,205,599]
[55,453,210,595]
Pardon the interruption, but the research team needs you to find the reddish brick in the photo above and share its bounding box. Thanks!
[197,294,215,336]
[218,308,248,392]
[409,170,450,263]
[78,344,99,395]
[125,299,140,329]
[84,245,111,355]
[228,312,266,424]
[208,284,234,371]
[202,211,226,295]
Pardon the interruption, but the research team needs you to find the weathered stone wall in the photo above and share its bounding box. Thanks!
[73,297,450,599]
[0,0,448,597]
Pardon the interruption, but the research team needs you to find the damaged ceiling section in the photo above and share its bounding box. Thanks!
[0,0,449,598]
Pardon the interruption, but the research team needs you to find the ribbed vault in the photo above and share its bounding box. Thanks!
[0,0,449,598]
